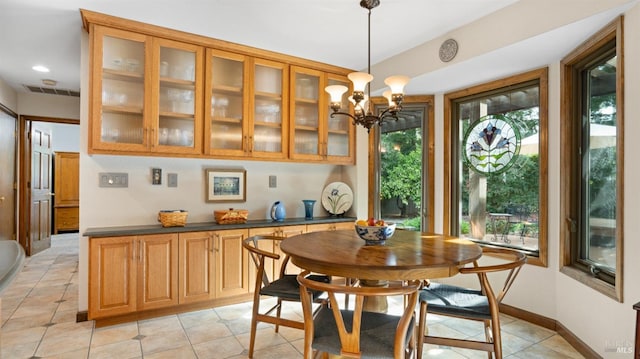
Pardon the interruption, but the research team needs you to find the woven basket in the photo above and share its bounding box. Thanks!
[214,208,248,224]
[158,210,188,227]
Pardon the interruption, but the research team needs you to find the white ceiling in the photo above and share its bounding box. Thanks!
[0,0,634,97]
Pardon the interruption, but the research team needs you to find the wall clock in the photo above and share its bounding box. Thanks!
[439,38,458,62]
[463,116,521,175]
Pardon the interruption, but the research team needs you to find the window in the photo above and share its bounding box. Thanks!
[443,68,548,266]
[560,17,623,301]
[370,96,434,232]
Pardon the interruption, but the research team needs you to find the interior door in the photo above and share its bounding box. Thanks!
[29,122,53,255]
[0,109,17,241]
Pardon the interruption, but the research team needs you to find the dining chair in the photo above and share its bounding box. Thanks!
[243,235,330,358]
[298,270,421,359]
[416,247,526,359]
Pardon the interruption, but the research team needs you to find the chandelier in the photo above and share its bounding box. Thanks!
[325,0,410,132]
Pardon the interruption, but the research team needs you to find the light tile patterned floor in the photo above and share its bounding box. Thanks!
[0,234,584,358]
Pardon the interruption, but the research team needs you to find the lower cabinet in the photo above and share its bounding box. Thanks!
[306,221,353,232]
[249,225,306,277]
[179,231,214,304]
[88,221,351,322]
[89,233,179,319]
[212,229,250,298]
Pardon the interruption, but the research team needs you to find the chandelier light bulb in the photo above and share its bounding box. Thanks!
[325,85,348,103]
[384,75,410,94]
[347,72,374,92]
[382,90,393,106]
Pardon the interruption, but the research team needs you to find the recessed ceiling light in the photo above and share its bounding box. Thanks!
[32,65,50,73]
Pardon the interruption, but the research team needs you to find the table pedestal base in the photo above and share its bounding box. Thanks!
[361,279,389,313]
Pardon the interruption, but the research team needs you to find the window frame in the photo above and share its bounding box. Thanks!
[367,95,435,232]
[560,16,624,301]
[443,68,549,267]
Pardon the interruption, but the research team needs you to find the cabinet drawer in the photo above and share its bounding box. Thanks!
[55,207,79,230]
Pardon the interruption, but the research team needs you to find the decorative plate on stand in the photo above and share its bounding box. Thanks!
[321,182,353,216]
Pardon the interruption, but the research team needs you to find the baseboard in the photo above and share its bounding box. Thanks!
[500,303,601,358]
[76,311,88,322]
[556,321,602,359]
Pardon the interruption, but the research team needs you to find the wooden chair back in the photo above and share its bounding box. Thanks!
[298,270,421,359]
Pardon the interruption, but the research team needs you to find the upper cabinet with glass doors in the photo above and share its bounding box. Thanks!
[290,66,354,164]
[89,25,203,155]
[84,10,353,163]
[154,38,203,155]
[205,51,288,159]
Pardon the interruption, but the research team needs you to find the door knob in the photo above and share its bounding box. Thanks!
[0,196,4,202]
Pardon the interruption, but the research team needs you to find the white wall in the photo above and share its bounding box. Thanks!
[17,92,80,120]
[0,77,17,112]
[51,123,80,152]
[551,4,640,357]
[416,4,639,358]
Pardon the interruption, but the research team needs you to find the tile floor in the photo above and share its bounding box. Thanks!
[0,233,585,358]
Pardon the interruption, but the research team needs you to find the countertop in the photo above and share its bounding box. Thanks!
[84,216,356,238]
[0,240,26,294]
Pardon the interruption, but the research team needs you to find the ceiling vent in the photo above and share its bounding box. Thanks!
[23,84,80,97]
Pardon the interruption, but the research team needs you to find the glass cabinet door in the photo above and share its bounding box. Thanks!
[92,26,148,151]
[326,74,355,163]
[206,50,248,156]
[290,66,324,160]
[252,59,288,159]
[154,38,202,154]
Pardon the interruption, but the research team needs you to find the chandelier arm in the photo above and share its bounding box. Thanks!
[330,111,358,121]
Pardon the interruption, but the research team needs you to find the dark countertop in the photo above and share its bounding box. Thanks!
[84,216,356,238]
[0,240,26,294]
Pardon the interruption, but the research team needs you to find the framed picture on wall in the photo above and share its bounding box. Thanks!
[205,168,246,203]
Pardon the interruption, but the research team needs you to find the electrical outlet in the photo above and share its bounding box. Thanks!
[269,175,277,188]
[168,173,178,187]
[152,168,162,185]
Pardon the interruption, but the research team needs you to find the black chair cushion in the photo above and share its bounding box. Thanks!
[260,274,329,301]
[419,282,490,320]
[312,307,414,359]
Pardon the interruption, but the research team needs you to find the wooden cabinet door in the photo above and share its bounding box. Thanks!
[290,66,326,161]
[137,234,179,310]
[306,222,348,232]
[89,236,137,319]
[179,231,214,304]
[152,38,203,155]
[251,58,289,160]
[90,25,151,153]
[248,225,306,278]
[53,152,79,234]
[205,49,250,157]
[213,229,249,298]
[325,74,355,164]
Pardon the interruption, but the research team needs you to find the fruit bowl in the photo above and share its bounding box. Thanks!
[354,221,396,245]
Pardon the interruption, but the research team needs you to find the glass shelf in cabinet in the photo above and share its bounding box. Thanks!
[103,68,144,81]
[254,91,282,99]
[159,78,195,89]
[211,84,242,94]
[102,105,143,114]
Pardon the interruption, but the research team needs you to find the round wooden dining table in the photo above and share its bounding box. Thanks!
[280,229,483,281]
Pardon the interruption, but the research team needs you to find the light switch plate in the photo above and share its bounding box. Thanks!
[167,173,178,187]
[152,168,162,185]
[98,173,128,188]
[269,175,277,188]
